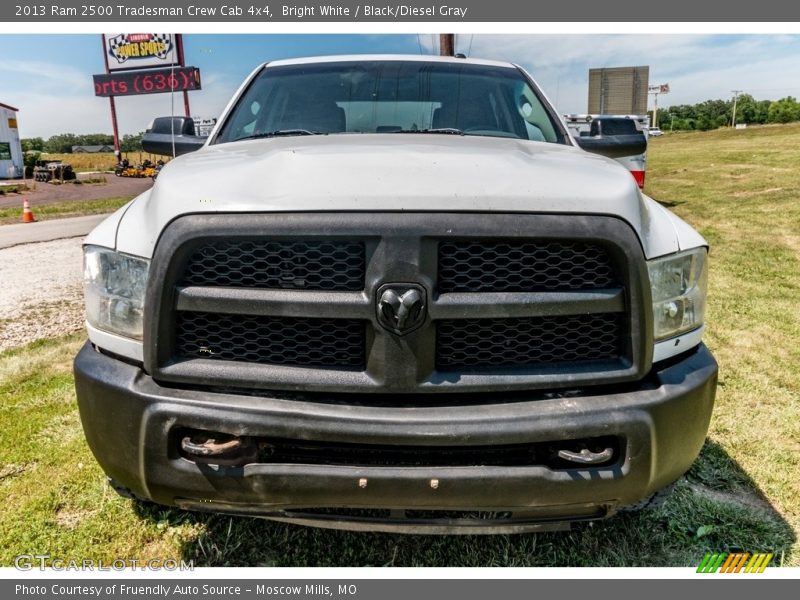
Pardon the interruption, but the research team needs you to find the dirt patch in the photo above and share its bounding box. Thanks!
[0,237,85,352]
[0,176,151,210]
[782,235,800,258]
[0,296,84,353]
[0,463,35,481]
[55,507,97,530]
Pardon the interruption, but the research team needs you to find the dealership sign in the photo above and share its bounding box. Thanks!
[104,33,179,71]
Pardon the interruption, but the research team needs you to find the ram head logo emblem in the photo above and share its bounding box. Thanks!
[376,284,427,335]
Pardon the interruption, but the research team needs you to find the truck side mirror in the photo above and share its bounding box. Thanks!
[573,117,647,159]
[142,116,206,157]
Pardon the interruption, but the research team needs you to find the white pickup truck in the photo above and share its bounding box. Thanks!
[74,55,717,534]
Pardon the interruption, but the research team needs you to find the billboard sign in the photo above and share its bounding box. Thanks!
[93,66,201,97]
[104,33,179,71]
[588,66,650,115]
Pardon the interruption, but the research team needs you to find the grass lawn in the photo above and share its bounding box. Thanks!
[0,197,133,225]
[1,125,798,567]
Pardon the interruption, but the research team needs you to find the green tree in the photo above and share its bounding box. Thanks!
[734,94,758,124]
[43,133,117,152]
[20,137,44,152]
[696,116,713,131]
[767,97,800,123]
[44,133,79,153]
[754,100,772,124]
[694,99,732,125]
[121,132,144,152]
[81,133,114,146]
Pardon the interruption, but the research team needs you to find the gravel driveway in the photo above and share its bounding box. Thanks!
[0,237,85,352]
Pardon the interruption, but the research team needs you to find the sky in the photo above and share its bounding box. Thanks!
[1,33,799,138]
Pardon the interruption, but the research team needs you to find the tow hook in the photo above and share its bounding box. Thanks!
[557,447,614,465]
[180,432,257,466]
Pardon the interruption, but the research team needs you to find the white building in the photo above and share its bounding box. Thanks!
[0,102,23,179]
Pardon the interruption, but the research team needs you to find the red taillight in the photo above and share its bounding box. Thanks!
[631,170,646,189]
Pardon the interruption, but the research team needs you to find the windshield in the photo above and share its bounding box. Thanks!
[214,60,567,144]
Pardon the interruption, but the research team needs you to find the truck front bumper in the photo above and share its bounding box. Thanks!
[74,342,717,534]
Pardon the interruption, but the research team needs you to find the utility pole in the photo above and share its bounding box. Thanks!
[439,34,455,57]
[653,94,659,130]
[101,35,121,153]
[731,89,743,128]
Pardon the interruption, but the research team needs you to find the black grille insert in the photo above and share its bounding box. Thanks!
[257,438,544,467]
[175,312,366,369]
[438,240,617,292]
[181,240,365,290]
[177,430,620,469]
[437,314,623,370]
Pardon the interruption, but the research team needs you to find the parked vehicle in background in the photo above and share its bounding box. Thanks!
[564,114,650,189]
[32,159,76,183]
[74,55,717,534]
[114,158,158,178]
[649,127,664,137]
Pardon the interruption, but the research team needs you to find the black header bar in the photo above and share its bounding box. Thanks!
[4,0,800,22]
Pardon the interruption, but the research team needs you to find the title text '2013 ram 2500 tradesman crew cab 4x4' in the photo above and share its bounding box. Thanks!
[74,55,717,534]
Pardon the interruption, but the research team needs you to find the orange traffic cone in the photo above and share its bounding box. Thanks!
[22,198,36,223]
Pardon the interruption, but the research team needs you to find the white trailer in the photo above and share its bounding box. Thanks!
[0,103,23,179]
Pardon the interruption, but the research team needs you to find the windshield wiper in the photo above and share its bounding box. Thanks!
[392,128,465,136]
[234,129,323,141]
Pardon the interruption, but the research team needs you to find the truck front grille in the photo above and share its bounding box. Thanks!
[438,240,617,292]
[176,312,366,369]
[181,240,365,290]
[147,213,649,396]
[436,314,622,370]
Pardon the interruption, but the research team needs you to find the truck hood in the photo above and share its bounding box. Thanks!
[114,134,682,258]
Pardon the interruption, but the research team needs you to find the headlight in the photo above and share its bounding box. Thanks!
[648,248,708,342]
[84,246,149,340]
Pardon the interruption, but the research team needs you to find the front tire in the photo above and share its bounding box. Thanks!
[618,481,677,513]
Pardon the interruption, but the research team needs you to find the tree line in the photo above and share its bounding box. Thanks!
[656,94,800,131]
[20,132,144,153]
[19,95,800,148]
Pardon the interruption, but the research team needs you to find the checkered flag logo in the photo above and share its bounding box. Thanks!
[150,34,173,59]
[107,34,174,64]
[107,34,130,64]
